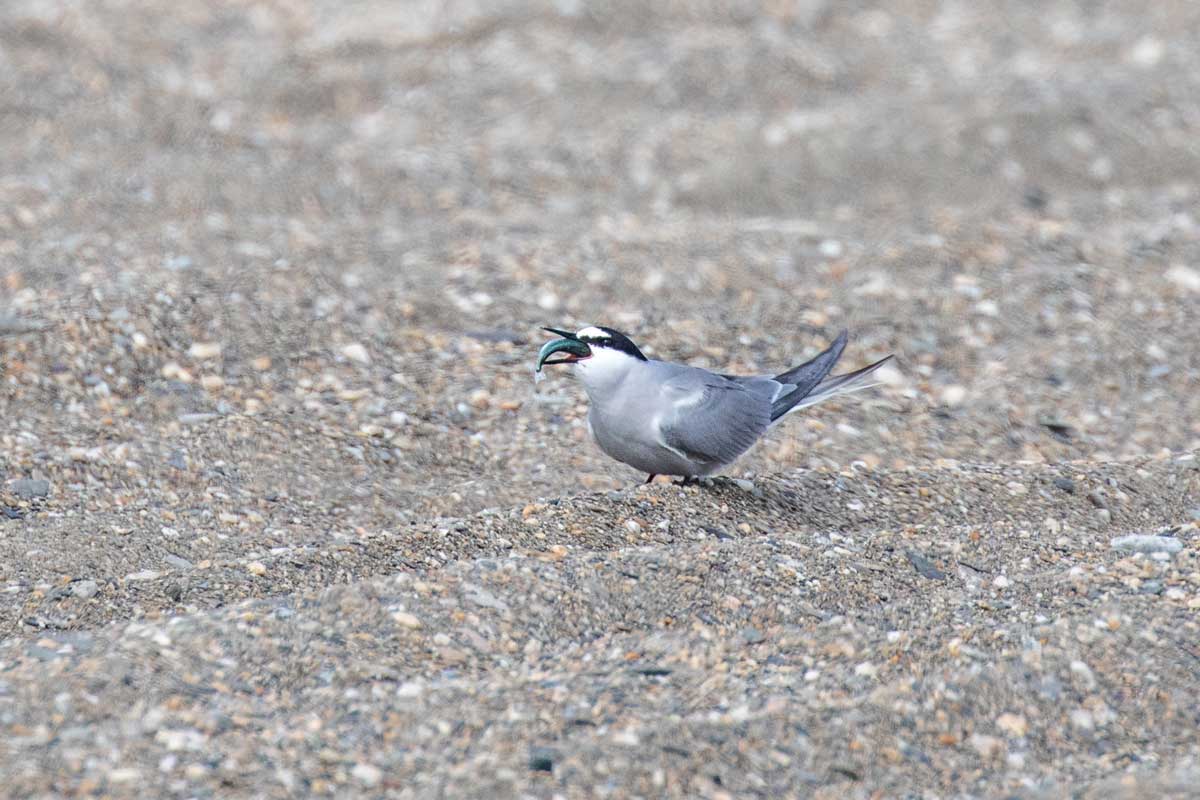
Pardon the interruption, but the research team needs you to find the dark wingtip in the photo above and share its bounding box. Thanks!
[541,326,577,339]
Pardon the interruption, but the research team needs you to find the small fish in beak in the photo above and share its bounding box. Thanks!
[536,332,592,372]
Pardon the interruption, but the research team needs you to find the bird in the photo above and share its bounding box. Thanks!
[536,325,893,484]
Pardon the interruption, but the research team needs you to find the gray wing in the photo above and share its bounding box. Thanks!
[657,372,772,466]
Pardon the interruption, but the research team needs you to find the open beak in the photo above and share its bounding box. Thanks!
[536,328,592,371]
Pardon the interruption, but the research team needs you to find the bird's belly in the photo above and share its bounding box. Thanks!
[588,406,698,476]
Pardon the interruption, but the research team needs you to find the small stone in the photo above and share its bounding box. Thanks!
[351,763,383,788]
[70,580,99,600]
[1069,708,1095,732]
[854,662,877,678]
[161,362,193,382]
[1127,36,1164,67]
[1052,477,1076,494]
[178,413,218,425]
[341,342,371,365]
[125,570,162,582]
[1110,535,1182,555]
[969,733,1003,758]
[992,575,1011,589]
[108,768,141,784]
[939,385,967,406]
[528,746,558,773]
[1166,265,1200,292]
[246,561,267,576]
[905,549,945,580]
[10,478,50,500]
[164,555,193,571]
[200,374,224,391]
[1069,660,1097,690]
[156,728,207,752]
[536,290,560,310]
[995,713,1028,738]
[187,342,222,360]
[739,627,766,645]
[393,611,422,629]
[819,239,844,258]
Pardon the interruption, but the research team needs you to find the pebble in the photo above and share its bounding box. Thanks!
[124,570,162,582]
[351,763,383,788]
[739,627,766,645]
[1110,535,1182,555]
[854,662,878,678]
[178,413,219,425]
[187,342,222,360]
[1052,477,1076,494]
[392,611,422,629]
[70,580,99,599]
[342,342,371,365]
[939,385,967,406]
[246,561,268,576]
[10,478,50,500]
[164,555,193,570]
[1069,660,1097,690]
[1165,264,1200,292]
[107,768,141,784]
[528,746,558,773]
[905,549,945,580]
[396,681,423,699]
[969,734,1003,758]
[995,713,1028,738]
[1069,708,1095,732]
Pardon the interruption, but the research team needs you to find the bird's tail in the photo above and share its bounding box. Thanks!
[768,331,848,422]
[771,354,893,422]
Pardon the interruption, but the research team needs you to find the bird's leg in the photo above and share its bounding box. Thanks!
[644,474,657,484]
[674,475,698,486]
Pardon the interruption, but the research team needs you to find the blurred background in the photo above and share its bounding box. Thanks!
[2,0,1199,519]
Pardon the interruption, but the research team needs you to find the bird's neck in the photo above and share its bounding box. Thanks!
[575,349,641,400]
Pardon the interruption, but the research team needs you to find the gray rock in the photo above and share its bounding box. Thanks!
[1110,535,1183,555]
[739,627,766,645]
[906,549,946,580]
[10,479,50,500]
[1052,477,1076,493]
[178,413,219,425]
[70,580,99,600]
[528,746,558,773]
[164,554,194,570]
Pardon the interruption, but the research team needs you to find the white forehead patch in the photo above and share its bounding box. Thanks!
[575,326,611,340]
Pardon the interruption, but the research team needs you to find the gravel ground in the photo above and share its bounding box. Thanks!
[2,1,1200,797]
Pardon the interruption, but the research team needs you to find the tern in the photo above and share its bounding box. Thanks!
[536,325,892,483]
